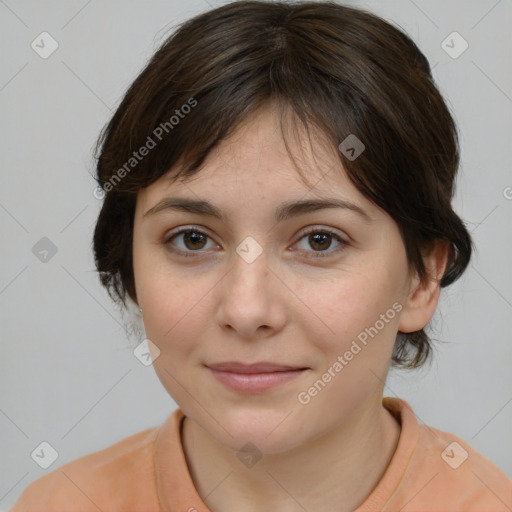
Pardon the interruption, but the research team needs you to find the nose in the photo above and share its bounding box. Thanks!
[215,248,286,340]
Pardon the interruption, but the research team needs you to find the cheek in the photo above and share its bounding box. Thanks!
[297,263,405,416]
[139,271,211,347]
[303,262,404,351]
[133,228,213,338]
[295,275,402,426]
[139,273,213,406]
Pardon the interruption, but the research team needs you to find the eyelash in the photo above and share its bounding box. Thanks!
[162,225,348,259]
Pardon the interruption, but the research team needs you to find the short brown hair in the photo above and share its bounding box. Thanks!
[92,0,473,369]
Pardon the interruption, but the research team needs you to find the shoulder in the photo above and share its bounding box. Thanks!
[412,420,512,510]
[380,397,512,511]
[10,426,162,511]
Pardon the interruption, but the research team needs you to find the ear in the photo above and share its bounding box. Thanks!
[398,240,450,333]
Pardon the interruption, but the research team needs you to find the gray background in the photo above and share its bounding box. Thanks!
[1,0,511,508]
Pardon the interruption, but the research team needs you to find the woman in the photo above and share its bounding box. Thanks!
[11,1,511,510]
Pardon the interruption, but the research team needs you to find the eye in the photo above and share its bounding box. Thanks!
[163,226,347,259]
[163,227,218,257]
[293,227,347,258]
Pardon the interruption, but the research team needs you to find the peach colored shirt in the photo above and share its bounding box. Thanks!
[10,397,512,511]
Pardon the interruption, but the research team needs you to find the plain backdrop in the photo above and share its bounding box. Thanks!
[1,0,511,508]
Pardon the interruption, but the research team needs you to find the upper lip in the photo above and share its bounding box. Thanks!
[206,361,307,373]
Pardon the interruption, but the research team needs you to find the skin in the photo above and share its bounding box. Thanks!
[132,102,448,512]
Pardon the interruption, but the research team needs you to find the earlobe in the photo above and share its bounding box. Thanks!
[398,240,450,333]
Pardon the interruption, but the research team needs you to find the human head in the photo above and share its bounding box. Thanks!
[93,0,472,371]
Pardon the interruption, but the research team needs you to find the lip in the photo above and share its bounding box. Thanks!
[206,361,309,392]
[207,361,306,373]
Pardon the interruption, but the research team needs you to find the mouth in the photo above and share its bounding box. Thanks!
[205,361,309,393]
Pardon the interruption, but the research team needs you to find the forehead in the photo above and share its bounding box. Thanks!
[137,103,366,209]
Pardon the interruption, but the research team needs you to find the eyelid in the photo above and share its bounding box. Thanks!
[297,225,347,242]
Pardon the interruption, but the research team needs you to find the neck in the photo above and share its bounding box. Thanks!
[181,391,400,512]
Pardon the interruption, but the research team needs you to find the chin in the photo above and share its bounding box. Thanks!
[193,404,310,455]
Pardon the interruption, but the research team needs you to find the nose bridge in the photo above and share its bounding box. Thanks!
[229,235,270,297]
[216,236,283,336]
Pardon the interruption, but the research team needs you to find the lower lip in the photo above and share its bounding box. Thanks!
[209,368,307,392]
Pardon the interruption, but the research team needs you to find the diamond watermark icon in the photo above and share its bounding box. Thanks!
[237,442,263,468]
[31,441,59,469]
[236,236,263,264]
[441,32,468,59]
[338,134,365,161]
[441,441,469,469]
[31,32,59,59]
[32,237,58,263]
[134,338,161,366]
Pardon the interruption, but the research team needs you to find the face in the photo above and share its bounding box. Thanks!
[132,103,414,454]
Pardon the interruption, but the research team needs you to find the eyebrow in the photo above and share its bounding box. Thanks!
[143,196,374,223]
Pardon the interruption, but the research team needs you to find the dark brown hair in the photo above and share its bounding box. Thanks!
[92,0,473,369]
